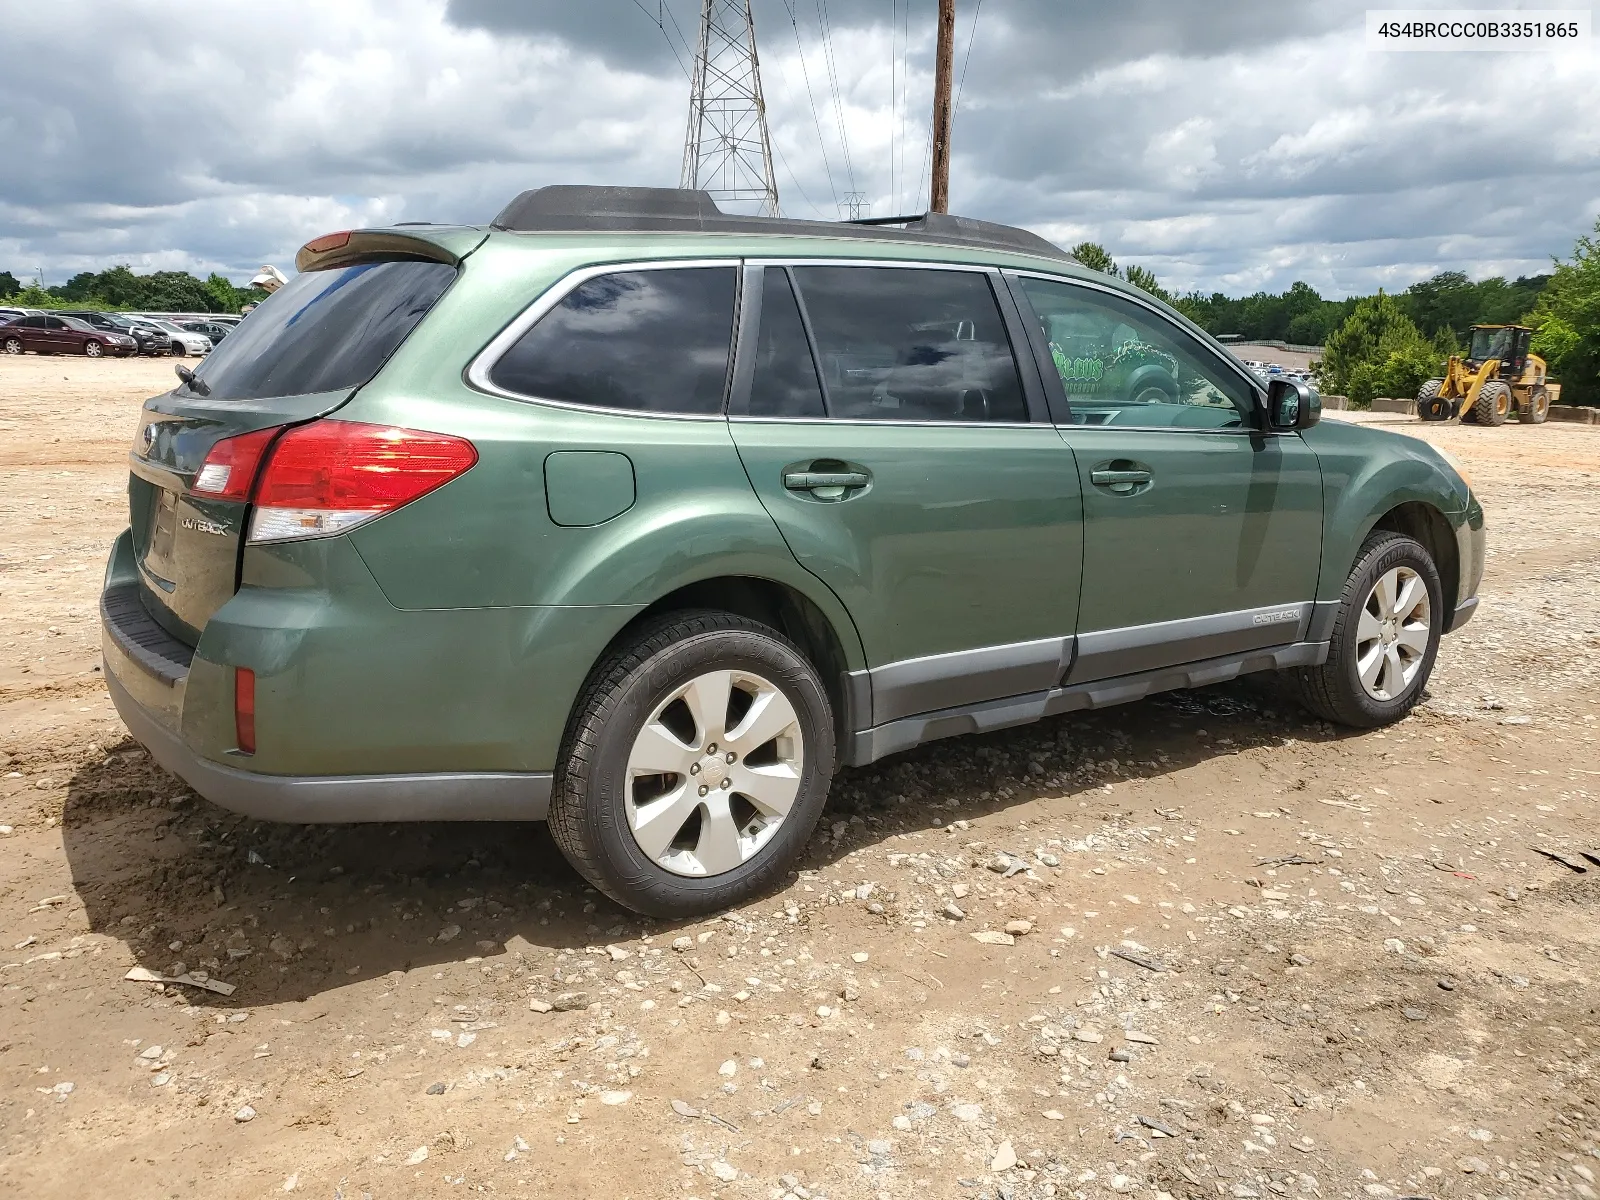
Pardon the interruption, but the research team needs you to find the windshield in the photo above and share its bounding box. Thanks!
[189,258,456,400]
[1470,327,1514,363]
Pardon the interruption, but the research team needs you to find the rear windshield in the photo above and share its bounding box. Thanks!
[190,259,456,400]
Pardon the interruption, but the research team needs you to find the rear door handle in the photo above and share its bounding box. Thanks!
[1090,469,1152,486]
[784,471,870,490]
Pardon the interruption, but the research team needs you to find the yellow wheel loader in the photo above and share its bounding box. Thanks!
[1416,324,1557,426]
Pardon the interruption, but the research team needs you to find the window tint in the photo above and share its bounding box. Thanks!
[22,316,46,328]
[489,267,736,415]
[792,266,1026,422]
[743,267,825,418]
[44,317,66,330]
[1017,277,1255,429]
[191,258,456,401]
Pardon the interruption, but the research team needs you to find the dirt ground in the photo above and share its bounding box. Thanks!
[1,354,1596,1200]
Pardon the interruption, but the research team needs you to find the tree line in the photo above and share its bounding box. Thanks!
[0,266,267,315]
[1072,231,1596,406]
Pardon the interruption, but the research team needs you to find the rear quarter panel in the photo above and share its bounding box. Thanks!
[334,236,866,655]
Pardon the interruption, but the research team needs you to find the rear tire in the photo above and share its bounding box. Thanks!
[1,337,21,355]
[1415,378,1452,421]
[1518,385,1550,424]
[548,609,836,918]
[1471,381,1511,426]
[1287,532,1443,729]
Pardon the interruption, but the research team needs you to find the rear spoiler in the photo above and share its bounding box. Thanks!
[295,228,487,273]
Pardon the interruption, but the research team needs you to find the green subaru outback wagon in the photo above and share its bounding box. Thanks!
[102,186,1485,916]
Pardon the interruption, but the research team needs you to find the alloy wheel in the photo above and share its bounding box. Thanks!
[1355,565,1431,700]
[624,669,804,877]
[2,338,20,355]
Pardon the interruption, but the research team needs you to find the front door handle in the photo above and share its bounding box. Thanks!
[1090,468,1153,487]
[784,471,870,490]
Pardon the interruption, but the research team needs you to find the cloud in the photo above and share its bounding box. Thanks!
[0,0,1596,296]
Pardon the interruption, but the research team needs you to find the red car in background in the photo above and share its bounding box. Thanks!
[0,314,138,357]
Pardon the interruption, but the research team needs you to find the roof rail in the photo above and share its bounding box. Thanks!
[490,185,1071,263]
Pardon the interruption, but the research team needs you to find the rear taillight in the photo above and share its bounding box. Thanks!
[192,426,282,501]
[247,419,478,544]
[235,668,256,755]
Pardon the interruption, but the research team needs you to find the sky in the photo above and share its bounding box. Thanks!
[1,0,1596,298]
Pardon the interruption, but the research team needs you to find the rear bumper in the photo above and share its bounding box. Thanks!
[106,667,551,822]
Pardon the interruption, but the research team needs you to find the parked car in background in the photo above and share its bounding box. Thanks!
[144,318,213,357]
[59,311,172,356]
[0,306,42,324]
[1,314,137,357]
[180,320,230,345]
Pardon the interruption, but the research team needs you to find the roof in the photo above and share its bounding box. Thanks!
[489,185,1074,265]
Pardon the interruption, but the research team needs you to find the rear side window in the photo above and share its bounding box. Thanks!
[792,266,1027,422]
[742,267,825,418]
[488,267,736,414]
[191,259,455,400]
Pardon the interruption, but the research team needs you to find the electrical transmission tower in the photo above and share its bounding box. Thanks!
[681,0,780,216]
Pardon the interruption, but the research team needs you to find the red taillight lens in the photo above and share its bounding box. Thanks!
[235,668,256,755]
[248,420,478,543]
[192,426,282,502]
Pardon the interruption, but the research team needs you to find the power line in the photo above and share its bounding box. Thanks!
[952,0,984,125]
[771,139,829,220]
[812,0,858,198]
[631,0,691,77]
[889,0,897,214]
[779,0,840,210]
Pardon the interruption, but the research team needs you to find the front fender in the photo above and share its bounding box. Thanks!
[1304,422,1472,602]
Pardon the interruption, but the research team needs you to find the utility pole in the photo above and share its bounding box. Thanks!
[681,0,781,216]
[929,0,956,213]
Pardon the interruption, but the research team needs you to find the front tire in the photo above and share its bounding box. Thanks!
[549,610,836,917]
[1287,532,1442,728]
[1415,378,1452,421]
[1470,381,1511,425]
[84,340,103,358]
[168,343,185,358]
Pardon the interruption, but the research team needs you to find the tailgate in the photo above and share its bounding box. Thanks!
[129,390,353,643]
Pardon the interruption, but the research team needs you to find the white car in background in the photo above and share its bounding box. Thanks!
[145,318,213,357]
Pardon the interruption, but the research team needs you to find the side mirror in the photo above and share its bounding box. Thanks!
[1266,378,1320,430]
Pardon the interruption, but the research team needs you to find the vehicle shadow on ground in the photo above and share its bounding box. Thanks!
[60,676,1365,1008]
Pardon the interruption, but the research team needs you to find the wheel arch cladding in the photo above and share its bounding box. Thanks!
[615,576,860,749]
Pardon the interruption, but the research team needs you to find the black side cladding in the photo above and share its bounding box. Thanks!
[490,185,1073,264]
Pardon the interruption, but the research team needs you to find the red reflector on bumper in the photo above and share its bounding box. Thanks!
[235,668,256,755]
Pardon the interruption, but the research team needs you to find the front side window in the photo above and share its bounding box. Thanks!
[489,266,736,415]
[791,266,1027,422]
[1017,276,1255,429]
